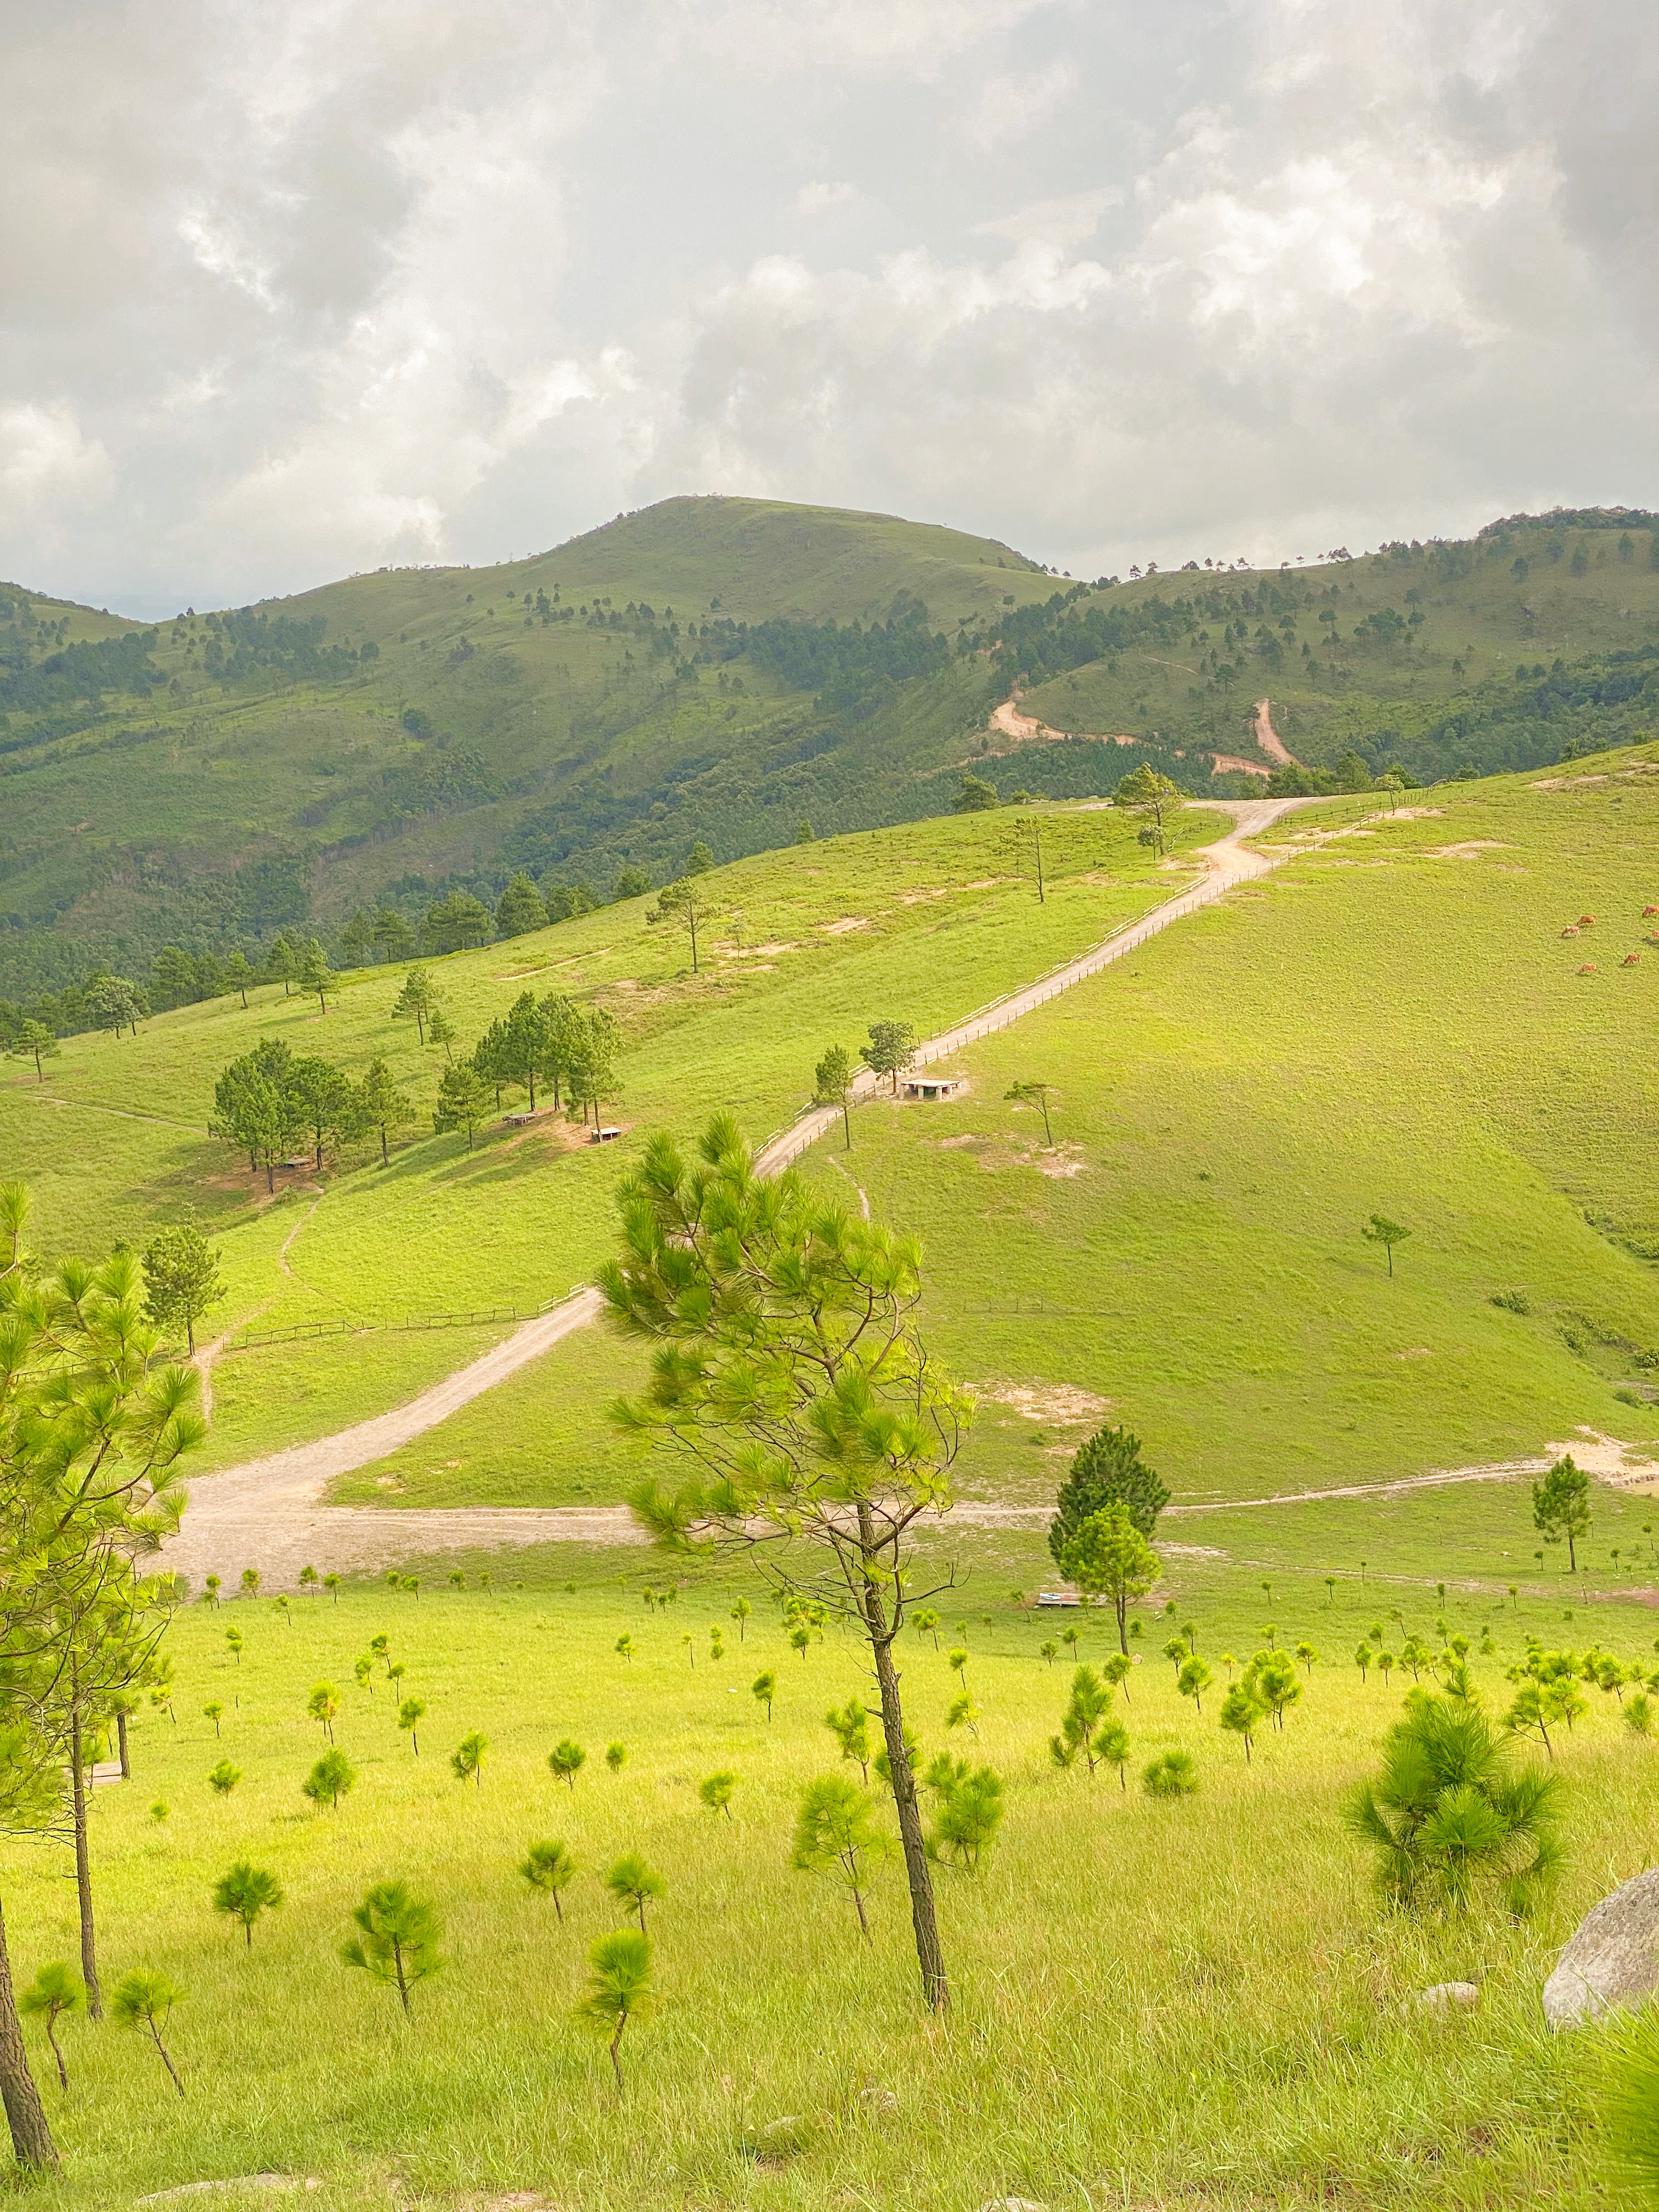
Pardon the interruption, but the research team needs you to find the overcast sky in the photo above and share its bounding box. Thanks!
[3,0,1656,618]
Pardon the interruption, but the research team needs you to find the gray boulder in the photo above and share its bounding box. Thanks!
[1543,1866,1659,2028]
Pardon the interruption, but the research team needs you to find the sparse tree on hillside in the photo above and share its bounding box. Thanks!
[224,951,255,1007]
[952,773,999,812]
[422,889,492,955]
[141,1217,226,1353]
[391,965,436,1045]
[1006,1079,1057,1144]
[1114,765,1182,855]
[825,1695,872,1782]
[566,1008,623,1126]
[495,872,548,939]
[302,1749,355,1811]
[398,1698,425,1753]
[211,1863,283,1948]
[84,976,148,1039]
[1059,1506,1159,1655]
[605,1853,663,1932]
[860,1018,917,1095]
[577,1929,653,2090]
[548,1739,585,1789]
[698,1771,736,1819]
[18,1966,83,2092]
[450,1732,487,1788]
[647,877,715,973]
[1362,1213,1411,1277]
[6,1021,59,1082]
[296,939,333,1013]
[684,840,714,874]
[814,1043,855,1147]
[433,1062,493,1153]
[1219,1683,1266,1763]
[372,908,415,963]
[111,1972,185,2098]
[338,911,374,969]
[1048,1427,1168,1565]
[358,1058,412,1167]
[602,1114,970,2011]
[751,1672,776,1721]
[520,1838,575,1918]
[612,865,652,901]
[341,1882,443,2015]
[792,1775,889,1940]
[1533,1454,1592,1573]
[289,1056,362,1170]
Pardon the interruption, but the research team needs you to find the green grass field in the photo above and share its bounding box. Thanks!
[5,1528,1657,2211]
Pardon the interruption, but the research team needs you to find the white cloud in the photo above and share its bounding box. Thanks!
[796,180,859,215]
[0,0,1654,611]
[0,403,114,512]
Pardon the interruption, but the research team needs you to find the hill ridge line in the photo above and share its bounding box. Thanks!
[162,796,1314,1585]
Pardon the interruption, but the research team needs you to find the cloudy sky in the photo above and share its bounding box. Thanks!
[3,0,1656,617]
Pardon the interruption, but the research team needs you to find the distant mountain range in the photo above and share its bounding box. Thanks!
[2,494,1656,1006]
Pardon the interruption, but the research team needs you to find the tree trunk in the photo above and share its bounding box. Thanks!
[0,1895,57,2168]
[528,1072,537,1110]
[380,1125,388,1166]
[857,1513,948,2010]
[117,1709,130,1779]
[1114,1588,1128,1655]
[69,1704,102,2018]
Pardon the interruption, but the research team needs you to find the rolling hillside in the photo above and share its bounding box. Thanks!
[2,498,1656,1018]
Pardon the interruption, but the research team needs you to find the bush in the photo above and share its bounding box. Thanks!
[1142,1751,1199,1799]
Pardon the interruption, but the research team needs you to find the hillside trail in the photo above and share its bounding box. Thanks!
[159,794,1334,1587]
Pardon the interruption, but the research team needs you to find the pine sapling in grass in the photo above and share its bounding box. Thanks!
[111,1973,186,2097]
[698,1771,736,1819]
[324,1574,341,1601]
[303,1749,357,1810]
[1098,1719,1131,1790]
[730,1598,751,1641]
[945,1694,980,1739]
[1050,1666,1110,1776]
[751,1673,776,1722]
[207,1760,240,1797]
[520,1839,576,1919]
[926,1765,1003,1874]
[948,1648,968,1685]
[792,1776,890,1942]
[19,1966,84,2091]
[204,1701,224,1736]
[1220,1684,1266,1763]
[341,1882,443,2016]
[614,1634,634,1662]
[825,1696,871,1781]
[1143,1751,1199,1798]
[605,1742,626,1773]
[1354,1644,1371,1683]
[307,1683,338,1741]
[549,1740,586,1788]
[398,1698,426,1753]
[1295,1642,1319,1677]
[212,1863,283,1948]
[605,1853,664,1932]
[1040,1639,1058,1667]
[1061,1626,1081,1658]
[1103,1652,1131,1701]
[1626,1694,1656,1739]
[578,1929,654,2091]
[789,1626,810,1661]
[1163,1636,1187,1675]
[450,1733,487,1788]
[1178,1657,1213,1714]
[225,1628,242,1664]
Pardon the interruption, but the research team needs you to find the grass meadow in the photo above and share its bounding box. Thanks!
[5,1530,1658,2211]
[784,749,1659,1505]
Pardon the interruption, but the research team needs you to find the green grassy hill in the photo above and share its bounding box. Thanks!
[320,742,1659,1520]
[4,501,1656,1007]
[2,801,1208,1470]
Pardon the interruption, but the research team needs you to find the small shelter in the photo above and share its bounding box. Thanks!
[902,1075,963,1101]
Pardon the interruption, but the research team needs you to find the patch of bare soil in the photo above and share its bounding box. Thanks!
[818,916,869,934]
[1039,1145,1088,1178]
[1426,840,1509,857]
[1252,699,1300,768]
[973,1381,1114,1425]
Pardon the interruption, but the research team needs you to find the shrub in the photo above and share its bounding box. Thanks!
[1142,1751,1199,1799]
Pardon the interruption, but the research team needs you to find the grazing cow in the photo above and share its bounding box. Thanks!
[1578,961,1597,974]
[1561,926,1580,938]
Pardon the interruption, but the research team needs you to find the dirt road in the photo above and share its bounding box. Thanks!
[159,798,1321,1587]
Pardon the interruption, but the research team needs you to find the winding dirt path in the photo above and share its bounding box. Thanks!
[159,798,1324,1588]
[1252,696,1300,768]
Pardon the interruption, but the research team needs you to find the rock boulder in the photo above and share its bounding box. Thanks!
[1543,1866,1659,2028]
